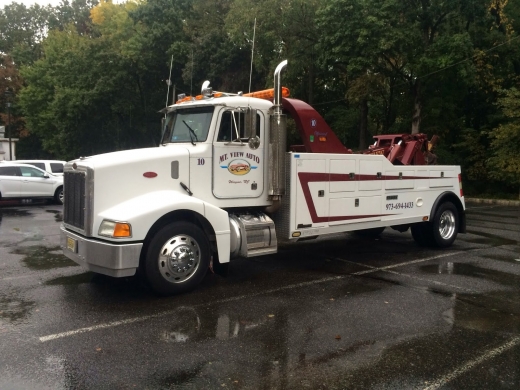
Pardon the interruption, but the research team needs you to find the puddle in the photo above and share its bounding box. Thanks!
[154,365,204,388]
[46,209,63,222]
[464,230,517,246]
[446,291,520,333]
[0,295,36,323]
[45,272,94,286]
[420,262,520,287]
[0,209,31,217]
[12,245,78,270]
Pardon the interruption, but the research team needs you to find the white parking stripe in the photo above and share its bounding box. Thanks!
[353,252,461,275]
[0,275,35,281]
[422,336,520,390]
[383,270,475,293]
[39,275,346,342]
[39,250,463,342]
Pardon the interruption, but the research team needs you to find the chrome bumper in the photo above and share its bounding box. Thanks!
[60,226,142,277]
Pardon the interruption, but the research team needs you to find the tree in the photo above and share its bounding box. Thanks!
[488,87,520,198]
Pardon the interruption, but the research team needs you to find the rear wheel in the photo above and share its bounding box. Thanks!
[145,222,210,295]
[411,202,458,248]
[431,202,458,247]
[54,187,64,205]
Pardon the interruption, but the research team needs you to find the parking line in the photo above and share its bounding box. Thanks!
[39,250,462,343]
[383,270,475,293]
[353,252,461,275]
[0,275,35,281]
[39,275,346,342]
[422,336,520,390]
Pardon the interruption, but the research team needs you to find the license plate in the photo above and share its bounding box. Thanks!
[67,237,77,253]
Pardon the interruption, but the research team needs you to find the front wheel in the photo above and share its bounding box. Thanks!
[145,222,210,295]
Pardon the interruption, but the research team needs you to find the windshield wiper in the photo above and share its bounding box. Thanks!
[183,120,198,146]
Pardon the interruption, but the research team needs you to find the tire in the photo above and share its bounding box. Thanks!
[354,227,385,238]
[54,186,64,205]
[145,222,210,295]
[431,201,459,248]
[411,202,458,248]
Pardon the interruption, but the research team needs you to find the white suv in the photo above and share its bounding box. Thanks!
[0,163,64,204]
[14,160,66,176]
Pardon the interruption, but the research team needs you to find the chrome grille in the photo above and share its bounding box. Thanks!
[64,171,86,230]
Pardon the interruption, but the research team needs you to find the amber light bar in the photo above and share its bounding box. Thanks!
[175,87,290,104]
[243,87,290,100]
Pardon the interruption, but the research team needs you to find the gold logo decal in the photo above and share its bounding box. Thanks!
[228,159,251,175]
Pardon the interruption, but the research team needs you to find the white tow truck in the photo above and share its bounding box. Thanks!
[60,61,466,295]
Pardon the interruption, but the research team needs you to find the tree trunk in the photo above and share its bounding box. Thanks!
[359,98,368,150]
[411,80,421,134]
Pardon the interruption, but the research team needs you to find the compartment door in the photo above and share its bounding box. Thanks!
[296,158,328,228]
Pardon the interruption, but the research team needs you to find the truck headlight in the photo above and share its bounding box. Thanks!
[98,220,132,238]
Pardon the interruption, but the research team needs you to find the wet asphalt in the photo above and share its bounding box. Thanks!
[0,202,518,390]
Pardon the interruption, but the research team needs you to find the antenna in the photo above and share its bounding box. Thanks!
[190,48,194,97]
[165,55,173,115]
[248,18,256,95]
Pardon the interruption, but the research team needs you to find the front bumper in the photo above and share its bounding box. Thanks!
[60,226,142,277]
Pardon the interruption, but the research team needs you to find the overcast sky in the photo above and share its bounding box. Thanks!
[5,0,67,6]
[3,0,124,7]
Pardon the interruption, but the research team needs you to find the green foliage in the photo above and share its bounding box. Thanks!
[488,87,520,186]
[0,0,519,197]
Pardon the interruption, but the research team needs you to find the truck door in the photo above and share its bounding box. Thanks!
[212,109,265,198]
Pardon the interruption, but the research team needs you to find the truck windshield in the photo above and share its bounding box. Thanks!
[163,107,214,144]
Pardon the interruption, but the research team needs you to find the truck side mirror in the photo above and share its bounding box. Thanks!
[244,108,259,149]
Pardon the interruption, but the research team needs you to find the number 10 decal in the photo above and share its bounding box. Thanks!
[197,158,205,165]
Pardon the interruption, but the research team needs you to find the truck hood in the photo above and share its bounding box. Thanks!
[69,146,191,216]
[70,145,187,170]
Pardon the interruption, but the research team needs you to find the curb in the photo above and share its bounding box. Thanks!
[465,197,520,207]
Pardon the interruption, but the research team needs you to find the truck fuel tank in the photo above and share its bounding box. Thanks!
[229,212,277,258]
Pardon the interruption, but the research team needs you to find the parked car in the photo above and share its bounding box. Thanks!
[14,160,66,176]
[0,163,64,204]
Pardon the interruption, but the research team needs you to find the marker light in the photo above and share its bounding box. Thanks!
[318,136,327,142]
[458,174,464,197]
[99,220,132,238]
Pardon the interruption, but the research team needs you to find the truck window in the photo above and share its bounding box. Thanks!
[163,107,214,144]
[217,111,261,142]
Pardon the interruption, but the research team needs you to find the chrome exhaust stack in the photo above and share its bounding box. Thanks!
[268,60,288,202]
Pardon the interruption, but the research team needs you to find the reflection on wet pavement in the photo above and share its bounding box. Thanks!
[0,294,35,323]
[420,262,520,288]
[13,245,78,270]
[45,272,95,286]
[45,209,63,222]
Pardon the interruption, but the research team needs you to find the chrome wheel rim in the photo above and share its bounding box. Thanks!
[158,234,201,283]
[58,190,64,204]
[439,210,456,239]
